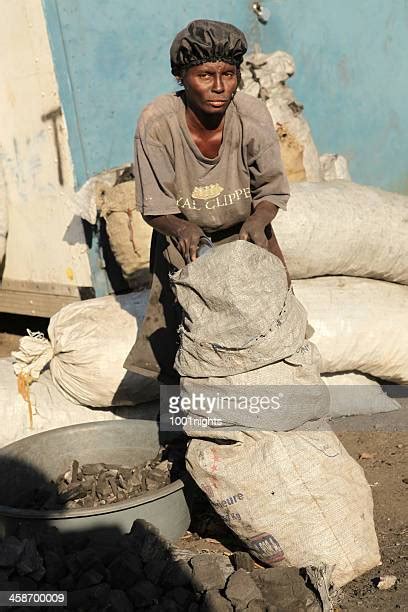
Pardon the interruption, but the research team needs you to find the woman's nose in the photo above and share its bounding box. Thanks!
[212,75,225,93]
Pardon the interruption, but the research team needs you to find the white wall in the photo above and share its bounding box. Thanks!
[0,0,92,293]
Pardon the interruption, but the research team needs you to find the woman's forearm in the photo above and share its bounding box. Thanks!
[143,214,192,238]
[251,200,280,226]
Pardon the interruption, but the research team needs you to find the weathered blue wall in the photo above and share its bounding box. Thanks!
[43,0,408,194]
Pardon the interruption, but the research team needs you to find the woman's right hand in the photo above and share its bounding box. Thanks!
[143,214,205,263]
[175,221,205,263]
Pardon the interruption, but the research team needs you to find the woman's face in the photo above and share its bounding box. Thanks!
[182,61,239,115]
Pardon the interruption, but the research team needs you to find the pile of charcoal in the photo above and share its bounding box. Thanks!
[0,519,322,611]
[19,451,172,511]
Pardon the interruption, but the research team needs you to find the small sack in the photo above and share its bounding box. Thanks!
[12,292,159,407]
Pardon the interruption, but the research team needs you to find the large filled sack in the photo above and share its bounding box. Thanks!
[186,426,380,588]
[293,276,408,383]
[274,180,408,284]
[0,358,156,448]
[172,241,329,432]
[12,293,159,407]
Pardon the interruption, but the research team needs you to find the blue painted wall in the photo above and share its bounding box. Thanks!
[43,0,408,194]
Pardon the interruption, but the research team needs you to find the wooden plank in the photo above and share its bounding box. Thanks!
[0,290,80,318]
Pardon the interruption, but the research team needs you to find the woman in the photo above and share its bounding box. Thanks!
[125,19,290,384]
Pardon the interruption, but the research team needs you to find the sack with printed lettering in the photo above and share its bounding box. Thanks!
[186,426,381,588]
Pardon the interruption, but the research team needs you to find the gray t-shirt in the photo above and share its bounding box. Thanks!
[134,91,290,233]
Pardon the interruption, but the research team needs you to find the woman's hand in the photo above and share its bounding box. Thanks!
[239,216,269,249]
[143,214,205,263]
[175,221,205,262]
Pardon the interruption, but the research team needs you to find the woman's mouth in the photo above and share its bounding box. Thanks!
[207,100,228,107]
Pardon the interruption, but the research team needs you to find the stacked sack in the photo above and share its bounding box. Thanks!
[171,241,381,588]
[276,179,408,388]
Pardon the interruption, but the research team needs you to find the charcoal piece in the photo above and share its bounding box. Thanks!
[225,569,263,609]
[143,557,168,584]
[231,551,255,573]
[162,559,193,588]
[90,545,119,567]
[58,483,87,504]
[77,568,104,589]
[96,474,111,499]
[129,519,154,543]
[201,589,233,612]
[118,467,134,481]
[58,573,77,591]
[16,539,44,578]
[71,459,79,482]
[0,536,25,567]
[117,473,128,490]
[127,579,162,607]
[213,554,234,583]
[43,550,67,583]
[108,589,133,612]
[65,548,101,576]
[109,552,144,589]
[190,554,226,592]
[140,531,169,564]
[108,477,119,498]
[145,477,162,492]
[166,586,195,607]
[104,469,119,481]
[64,532,90,553]
[67,583,110,610]
[251,567,318,609]
[82,463,106,475]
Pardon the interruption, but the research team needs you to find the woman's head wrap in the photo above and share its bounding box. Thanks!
[170,20,247,76]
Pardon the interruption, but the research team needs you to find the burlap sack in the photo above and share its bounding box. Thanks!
[172,241,308,378]
[293,276,408,383]
[100,181,152,288]
[186,426,381,588]
[12,293,159,407]
[275,180,408,284]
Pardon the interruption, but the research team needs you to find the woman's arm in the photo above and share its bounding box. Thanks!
[143,214,205,262]
[239,200,290,285]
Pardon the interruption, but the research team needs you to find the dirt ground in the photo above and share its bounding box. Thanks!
[0,318,406,611]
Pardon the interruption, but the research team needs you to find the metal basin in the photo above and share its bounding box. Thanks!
[0,414,190,542]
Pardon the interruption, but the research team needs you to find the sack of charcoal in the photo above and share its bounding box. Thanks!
[12,292,158,407]
[172,241,380,587]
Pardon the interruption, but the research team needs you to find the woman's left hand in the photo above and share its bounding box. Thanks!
[239,216,269,249]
